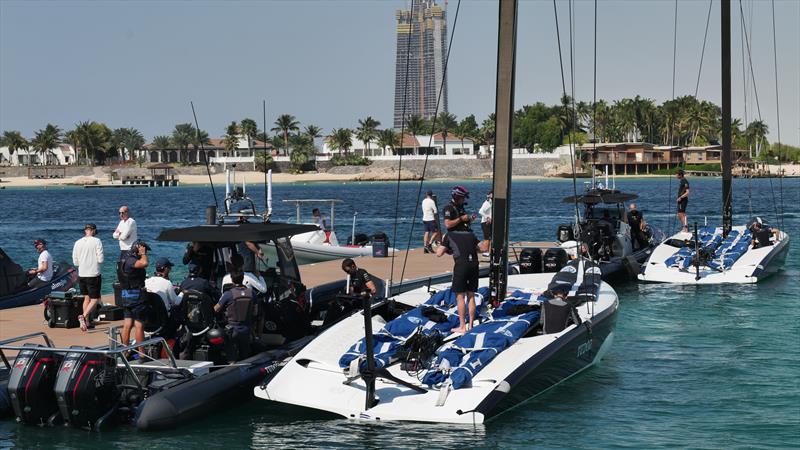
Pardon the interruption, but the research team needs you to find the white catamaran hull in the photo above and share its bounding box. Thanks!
[639,227,790,284]
[263,229,394,265]
[254,272,618,424]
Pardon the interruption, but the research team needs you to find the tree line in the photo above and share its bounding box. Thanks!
[1,95,796,166]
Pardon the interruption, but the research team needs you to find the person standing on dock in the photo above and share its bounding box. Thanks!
[118,240,150,351]
[479,191,493,256]
[443,185,475,232]
[72,223,104,331]
[676,170,690,232]
[421,190,439,253]
[27,239,53,289]
[113,205,138,258]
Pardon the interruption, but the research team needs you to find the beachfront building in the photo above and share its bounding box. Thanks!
[682,144,749,164]
[0,144,77,166]
[320,132,474,158]
[581,142,750,175]
[393,0,448,129]
[142,137,271,166]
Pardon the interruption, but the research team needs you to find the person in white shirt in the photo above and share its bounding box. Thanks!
[72,223,104,331]
[113,205,137,258]
[27,239,53,289]
[145,257,181,315]
[479,191,493,256]
[421,190,440,253]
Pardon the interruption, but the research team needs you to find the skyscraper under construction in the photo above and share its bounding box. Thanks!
[393,0,448,130]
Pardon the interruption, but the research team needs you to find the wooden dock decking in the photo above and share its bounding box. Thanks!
[0,242,554,353]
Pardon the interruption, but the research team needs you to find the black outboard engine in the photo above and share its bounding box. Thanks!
[556,224,575,243]
[54,347,119,430]
[519,248,543,274]
[543,248,569,273]
[7,345,63,425]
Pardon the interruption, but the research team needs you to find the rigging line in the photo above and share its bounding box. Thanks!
[739,0,753,217]
[553,0,581,229]
[738,0,780,227]
[694,0,714,97]
[671,0,678,100]
[569,0,579,176]
[262,100,268,220]
[390,0,416,287]
[398,0,462,288]
[770,0,784,230]
[591,0,597,187]
[190,101,219,214]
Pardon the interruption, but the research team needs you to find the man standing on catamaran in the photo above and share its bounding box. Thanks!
[676,170,690,232]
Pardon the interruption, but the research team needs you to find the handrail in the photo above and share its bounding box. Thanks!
[0,331,55,370]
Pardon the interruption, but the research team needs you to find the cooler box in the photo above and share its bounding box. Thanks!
[113,282,123,307]
[47,297,81,328]
[371,237,388,258]
[97,304,124,321]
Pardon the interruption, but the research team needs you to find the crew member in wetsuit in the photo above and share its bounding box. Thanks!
[436,226,488,334]
[341,258,377,297]
[676,170,690,232]
[214,270,254,363]
[627,203,648,250]
[751,221,775,249]
[443,185,475,232]
[118,240,150,350]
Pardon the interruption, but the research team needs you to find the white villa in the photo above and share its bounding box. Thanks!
[321,132,475,157]
[0,144,78,166]
[142,137,272,166]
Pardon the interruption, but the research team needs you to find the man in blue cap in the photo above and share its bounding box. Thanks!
[145,257,181,315]
[179,263,218,300]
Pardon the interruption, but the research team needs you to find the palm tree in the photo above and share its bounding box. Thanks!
[222,122,240,156]
[303,125,323,148]
[74,121,112,164]
[3,130,29,165]
[377,129,400,155]
[480,114,496,149]
[240,118,258,149]
[112,127,145,161]
[30,124,62,165]
[404,114,427,136]
[189,129,211,163]
[171,123,195,163]
[271,114,300,155]
[434,112,458,154]
[152,135,172,163]
[356,116,381,156]
[328,128,353,156]
[745,121,768,158]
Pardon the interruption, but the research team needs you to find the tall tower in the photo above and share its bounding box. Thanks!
[393,0,448,130]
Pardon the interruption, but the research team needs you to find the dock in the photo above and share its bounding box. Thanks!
[0,242,554,353]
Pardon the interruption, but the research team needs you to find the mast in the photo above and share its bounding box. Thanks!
[489,0,518,306]
[721,0,732,237]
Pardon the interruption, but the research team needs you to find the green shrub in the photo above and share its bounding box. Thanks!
[254,152,274,172]
[331,154,371,166]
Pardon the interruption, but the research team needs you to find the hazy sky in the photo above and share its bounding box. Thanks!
[1,0,798,146]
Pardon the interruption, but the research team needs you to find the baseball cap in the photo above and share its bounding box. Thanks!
[155,257,173,271]
[132,240,151,251]
[426,189,434,196]
[84,223,97,231]
[452,185,470,198]
[33,239,47,246]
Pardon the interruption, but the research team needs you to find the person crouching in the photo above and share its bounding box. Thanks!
[214,270,254,363]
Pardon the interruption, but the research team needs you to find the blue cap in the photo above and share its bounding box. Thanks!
[155,257,173,271]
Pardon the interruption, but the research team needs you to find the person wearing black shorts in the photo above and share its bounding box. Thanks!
[117,240,150,350]
[72,223,104,331]
[676,170,690,232]
[436,229,488,333]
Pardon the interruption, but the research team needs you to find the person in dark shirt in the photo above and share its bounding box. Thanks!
[436,229,489,334]
[179,263,219,300]
[751,221,775,249]
[626,203,648,250]
[442,185,475,232]
[676,170,690,232]
[214,270,253,363]
[341,258,377,297]
[182,242,215,280]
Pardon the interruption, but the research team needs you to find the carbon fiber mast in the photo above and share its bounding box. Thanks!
[489,0,518,307]
[721,0,732,237]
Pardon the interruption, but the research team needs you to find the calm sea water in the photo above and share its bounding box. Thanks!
[1,177,798,449]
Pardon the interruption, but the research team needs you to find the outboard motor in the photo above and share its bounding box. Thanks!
[518,248,543,274]
[543,248,569,273]
[556,224,575,243]
[54,348,119,430]
[7,345,63,425]
[346,233,370,247]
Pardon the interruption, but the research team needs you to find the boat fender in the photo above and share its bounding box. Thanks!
[622,255,641,280]
[435,380,452,407]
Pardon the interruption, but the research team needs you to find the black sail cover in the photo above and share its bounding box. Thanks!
[546,258,602,304]
[0,247,26,297]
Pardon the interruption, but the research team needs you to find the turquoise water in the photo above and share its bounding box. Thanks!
[1,178,798,448]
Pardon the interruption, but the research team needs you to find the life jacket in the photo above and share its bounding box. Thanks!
[224,286,254,326]
[117,252,146,289]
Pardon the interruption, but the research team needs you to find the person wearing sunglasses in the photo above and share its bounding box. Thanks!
[113,205,138,259]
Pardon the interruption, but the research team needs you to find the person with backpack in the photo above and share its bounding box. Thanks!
[214,270,254,363]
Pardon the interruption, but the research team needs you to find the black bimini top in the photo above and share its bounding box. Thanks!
[562,190,639,205]
[156,222,318,243]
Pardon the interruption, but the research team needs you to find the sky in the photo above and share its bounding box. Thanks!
[1,0,798,146]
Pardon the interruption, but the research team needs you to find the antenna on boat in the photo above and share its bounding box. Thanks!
[190,101,220,215]
[267,169,273,220]
[488,0,518,307]
[262,99,271,222]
